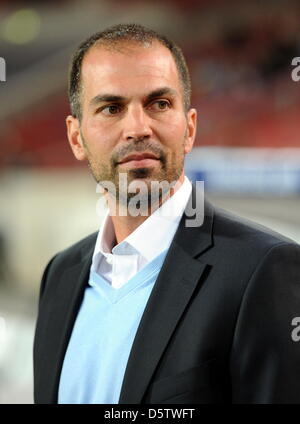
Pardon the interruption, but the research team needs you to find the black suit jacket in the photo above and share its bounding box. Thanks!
[33,186,300,403]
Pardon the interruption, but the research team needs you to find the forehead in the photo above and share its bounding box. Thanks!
[80,41,182,99]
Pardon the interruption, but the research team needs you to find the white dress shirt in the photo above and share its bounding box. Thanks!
[91,176,192,289]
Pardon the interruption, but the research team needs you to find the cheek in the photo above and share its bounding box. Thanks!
[158,118,186,151]
[82,118,118,153]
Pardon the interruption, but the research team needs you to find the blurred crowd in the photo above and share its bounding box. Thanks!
[0,0,299,168]
[0,0,300,404]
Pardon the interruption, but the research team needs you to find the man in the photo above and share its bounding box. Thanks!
[33,23,300,404]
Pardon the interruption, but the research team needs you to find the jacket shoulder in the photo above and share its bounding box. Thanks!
[212,202,298,249]
[47,231,98,271]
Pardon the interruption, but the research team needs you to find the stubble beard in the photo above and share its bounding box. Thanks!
[82,134,186,212]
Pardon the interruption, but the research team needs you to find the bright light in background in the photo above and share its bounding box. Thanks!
[0,317,6,361]
[2,9,41,45]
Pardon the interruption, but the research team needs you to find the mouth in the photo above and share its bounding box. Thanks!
[117,153,160,168]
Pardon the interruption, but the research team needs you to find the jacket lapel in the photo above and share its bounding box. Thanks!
[43,185,214,404]
[118,187,214,403]
[41,235,97,403]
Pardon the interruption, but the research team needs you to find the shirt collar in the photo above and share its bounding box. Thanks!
[92,176,192,265]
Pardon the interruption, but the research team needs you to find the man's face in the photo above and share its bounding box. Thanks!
[67,41,197,205]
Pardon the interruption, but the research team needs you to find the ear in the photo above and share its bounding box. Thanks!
[184,108,197,154]
[66,115,87,161]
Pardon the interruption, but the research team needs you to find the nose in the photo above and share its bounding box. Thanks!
[122,104,153,141]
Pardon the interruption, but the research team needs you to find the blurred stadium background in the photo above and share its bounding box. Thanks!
[0,0,300,403]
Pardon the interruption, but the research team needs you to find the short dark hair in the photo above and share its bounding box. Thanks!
[68,23,191,120]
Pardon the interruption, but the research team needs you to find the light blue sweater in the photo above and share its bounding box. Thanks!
[58,249,168,404]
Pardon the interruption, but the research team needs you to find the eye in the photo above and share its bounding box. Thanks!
[99,104,122,115]
[150,100,170,111]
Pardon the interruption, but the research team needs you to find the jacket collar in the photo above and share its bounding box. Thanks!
[118,183,214,403]
[40,183,214,403]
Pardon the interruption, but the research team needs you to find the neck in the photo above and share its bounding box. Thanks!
[108,173,185,245]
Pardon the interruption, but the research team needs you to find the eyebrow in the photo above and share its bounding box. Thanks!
[89,87,178,107]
